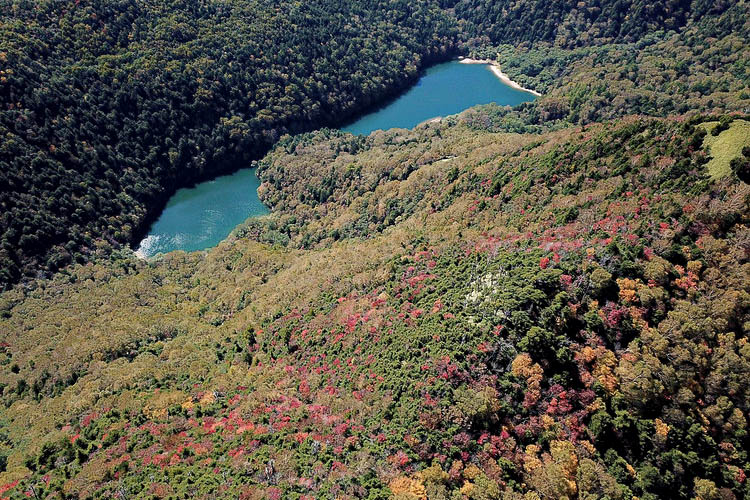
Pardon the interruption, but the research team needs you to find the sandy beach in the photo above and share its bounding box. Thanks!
[458,57,542,97]
[416,116,443,127]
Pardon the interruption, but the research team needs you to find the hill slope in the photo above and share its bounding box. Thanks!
[2,0,750,290]
[0,0,456,288]
[2,2,750,498]
[1,113,748,498]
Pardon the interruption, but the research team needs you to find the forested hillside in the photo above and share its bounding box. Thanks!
[460,1,750,126]
[0,0,456,288]
[2,1,750,498]
[453,0,730,47]
[2,0,750,290]
[0,113,748,498]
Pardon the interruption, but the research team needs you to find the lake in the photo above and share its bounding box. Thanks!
[135,60,537,257]
[135,168,269,257]
[342,60,536,135]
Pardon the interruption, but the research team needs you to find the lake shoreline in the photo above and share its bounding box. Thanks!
[134,168,268,258]
[458,57,542,97]
[139,60,537,257]
[343,60,536,135]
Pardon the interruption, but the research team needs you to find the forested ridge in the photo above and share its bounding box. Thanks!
[1,113,749,498]
[1,0,750,499]
[462,0,750,125]
[2,0,749,290]
[453,0,731,47]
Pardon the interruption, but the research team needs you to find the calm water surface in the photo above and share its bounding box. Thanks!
[136,61,536,257]
[342,61,536,135]
[136,168,268,257]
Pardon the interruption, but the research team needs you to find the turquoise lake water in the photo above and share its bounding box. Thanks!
[136,61,536,257]
[135,168,269,257]
[342,61,536,135]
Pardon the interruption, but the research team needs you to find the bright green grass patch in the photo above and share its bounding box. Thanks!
[700,119,750,179]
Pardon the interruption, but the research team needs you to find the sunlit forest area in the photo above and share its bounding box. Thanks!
[1,0,749,498]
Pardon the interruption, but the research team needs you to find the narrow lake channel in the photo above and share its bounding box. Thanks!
[136,60,537,257]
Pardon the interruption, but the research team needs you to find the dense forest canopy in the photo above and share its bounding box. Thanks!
[0,0,456,289]
[453,0,733,47]
[1,0,749,290]
[1,0,750,499]
[1,112,749,498]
